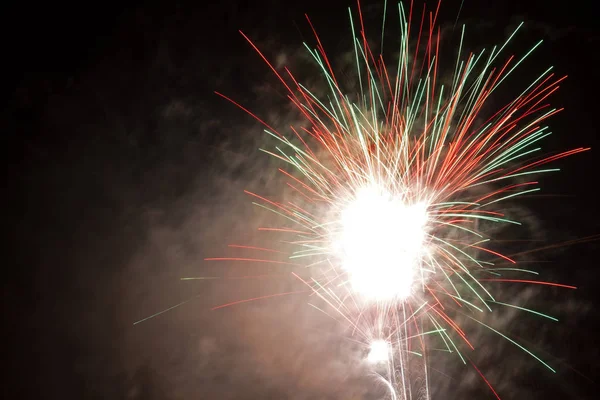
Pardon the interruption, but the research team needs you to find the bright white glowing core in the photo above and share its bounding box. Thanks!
[339,186,428,301]
[367,339,390,363]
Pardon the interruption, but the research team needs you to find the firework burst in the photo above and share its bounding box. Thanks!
[207,1,589,398]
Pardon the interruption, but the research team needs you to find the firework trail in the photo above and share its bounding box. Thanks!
[206,1,588,398]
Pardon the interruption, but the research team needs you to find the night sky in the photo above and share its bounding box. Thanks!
[5,1,599,399]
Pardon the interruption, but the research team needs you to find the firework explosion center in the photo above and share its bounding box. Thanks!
[337,185,429,302]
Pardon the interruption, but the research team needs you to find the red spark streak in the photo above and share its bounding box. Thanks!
[469,359,502,400]
[258,227,313,235]
[227,244,286,254]
[211,290,309,311]
[469,246,516,264]
[479,279,577,289]
[214,91,282,138]
[204,258,299,266]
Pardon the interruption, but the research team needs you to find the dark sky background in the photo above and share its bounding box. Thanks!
[5,1,599,399]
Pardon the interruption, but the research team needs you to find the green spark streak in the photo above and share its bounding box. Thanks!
[399,301,430,329]
[180,277,220,280]
[481,188,541,207]
[487,141,546,172]
[430,220,483,238]
[453,25,465,94]
[483,124,552,169]
[483,270,502,277]
[433,238,495,307]
[428,256,462,300]
[490,22,524,65]
[429,315,465,364]
[441,293,484,312]
[348,7,364,102]
[467,168,561,188]
[486,300,558,321]
[439,213,521,225]
[354,39,386,112]
[406,329,447,341]
[133,295,200,325]
[304,46,350,130]
[429,85,445,155]
[468,315,556,372]
[381,0,388,54]
[491,40,544,92]
[434,201,480,207]
[484,268,539,275]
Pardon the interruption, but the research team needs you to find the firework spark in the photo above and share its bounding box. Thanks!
[207,0,589,398]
